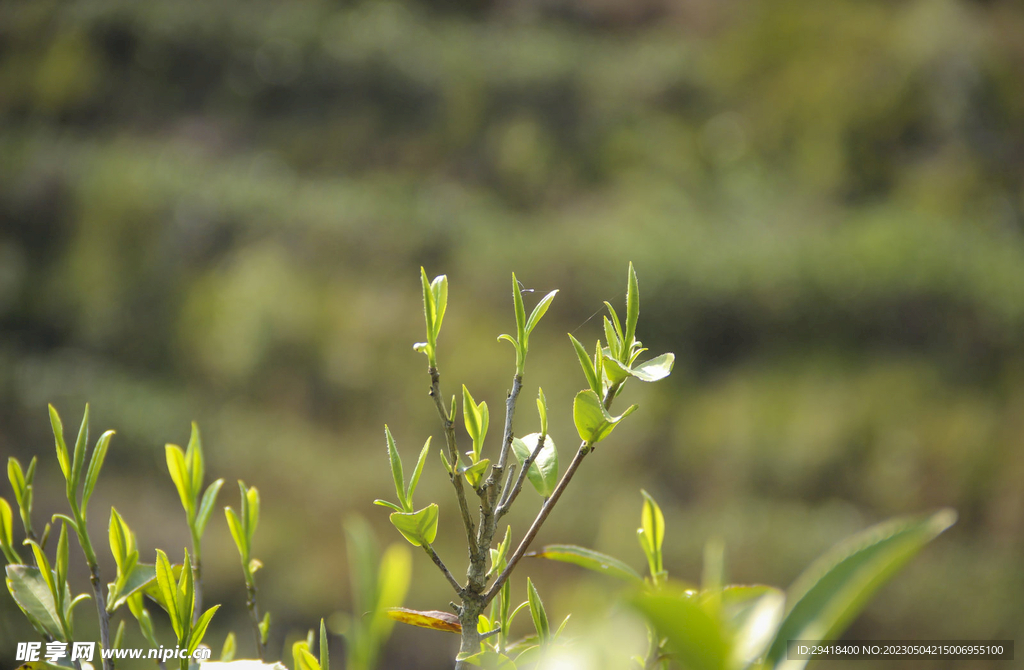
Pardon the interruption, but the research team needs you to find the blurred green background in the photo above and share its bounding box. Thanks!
[2,0,1024,667]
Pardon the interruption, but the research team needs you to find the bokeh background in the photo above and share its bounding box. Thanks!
[2,0,1024,667]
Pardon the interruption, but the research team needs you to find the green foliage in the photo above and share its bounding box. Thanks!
[496,273,558,376]
[47,404,115,569]
[764,510,958,669]
[153,547,220,664]
[166,423,225,563]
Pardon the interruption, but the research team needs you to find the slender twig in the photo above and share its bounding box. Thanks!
[423,544,465,595]
[480,627,502,640]
[88,567,112,670]
[245,577,265,661]
[429,367,479,555]
[495,433,546,519]
[497,464,517,510]
[489,374,523,503]
[483,383,620,606]
[192,560,203,625]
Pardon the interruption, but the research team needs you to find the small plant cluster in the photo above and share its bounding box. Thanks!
[2,412,316,670]
[376,264,676,668]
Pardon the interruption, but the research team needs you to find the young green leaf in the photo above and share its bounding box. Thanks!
[406,437,431,505]
[462,386,489,460]
[624,262,639,351]
[536,388,548,436]
[384,426,408,512]
[601,353,631,385]
[225,507,247,560]
[511,273,527,348]
[70,404,89,491]
[48,405,71,483]
[527,544,643,585]
[389,504,439,547]
[629,353,675,382]
[293,641,321,670]
[430,274,448,342]
[0,497,19,563]
[568,334,601,396]
[55,523,69,601]
[510,434,558,498]
[461,459,490,489]
[188,604,220,654]
[260,611,271,644]
[155,549,182,639]
[421,267,436,346]
[185,423,204,504]
[220,632,237,662]
[572,390,638,445]
[82,430,114,512]
[524,290,559,341]
[526,578,550,642]
[319,617,330,670]
[108,563,157,611]
[113,619,126,650]
[603,317,621,362]
[195,478,225,537]
[765,509,957,669]
[8,458,26,505]
[638,490,665,578]
[166,445,192,518]
[374,499,404,513]
[245,485,260,545]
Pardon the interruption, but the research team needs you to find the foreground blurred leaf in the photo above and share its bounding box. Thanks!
[766,509,957,669]
[632,592,727,670]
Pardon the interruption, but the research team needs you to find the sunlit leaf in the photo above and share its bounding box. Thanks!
[568,334,600,396]
[460,459,490,489]
[526,578,549,642]
[388,504,439,547]
[766,509,956,670]
[629,353,675,382]
[572,390,637,445]
[624,262,639,349]
[510,434,558,498]
[384,426,407,512]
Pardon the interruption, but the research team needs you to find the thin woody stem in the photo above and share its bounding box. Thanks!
[496,433,545,519]
[423,543,465,595]
[244,573,265,661]
[429,367,479,556]
[483,383,620,606]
